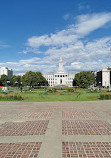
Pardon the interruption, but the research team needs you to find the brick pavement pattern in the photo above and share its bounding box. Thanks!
[62,142,111,158]
[0,112,7,118]
[0,101,111,158]
[105,111,111,116]
[62,120,111,135]
[15,112,52,119]
[0,120,49,136]
[62,111,99,119]
[0,142,42,158]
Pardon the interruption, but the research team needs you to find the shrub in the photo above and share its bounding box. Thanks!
[67,88,74,92]
[0,94,23,101]
[100,93,111,100]
[52,88,57,92]
[47,89,53,93]
[89,88,99,93]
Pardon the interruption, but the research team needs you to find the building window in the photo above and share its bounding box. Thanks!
[60,75,62,77]
[58,75,59,77]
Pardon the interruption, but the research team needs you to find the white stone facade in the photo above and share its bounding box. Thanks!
[43,57,75,87]
[17,73,26,77]
[0,67,13,78]
[102,67,111,87]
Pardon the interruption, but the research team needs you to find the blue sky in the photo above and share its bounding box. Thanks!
[0,0,111,74]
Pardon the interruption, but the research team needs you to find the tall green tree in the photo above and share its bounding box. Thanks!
[0,79,3,86]
[22,71,48,87]
[10,75,22,87]
[0,75,9,86]
[73,71,95,88]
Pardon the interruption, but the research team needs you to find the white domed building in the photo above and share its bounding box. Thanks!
[43,57,75,87]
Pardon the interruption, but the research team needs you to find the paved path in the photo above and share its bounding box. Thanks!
[0,101,111,158]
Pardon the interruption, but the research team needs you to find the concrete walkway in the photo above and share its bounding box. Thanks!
[0,101,111,158]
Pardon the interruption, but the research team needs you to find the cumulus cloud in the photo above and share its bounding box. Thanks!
[2,12,111,74]
[75,13,111,36]
[26,12,111,52]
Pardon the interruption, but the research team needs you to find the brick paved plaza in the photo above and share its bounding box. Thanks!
[0,101,111,158]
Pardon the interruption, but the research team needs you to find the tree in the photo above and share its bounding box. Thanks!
[0,75,9,86]
[73,71,95,88]
[22,71,48,87]
[10,75,22,87]
[0,79,2,86]
[35,72,48,86]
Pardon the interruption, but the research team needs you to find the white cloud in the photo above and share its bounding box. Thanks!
[2,36,111,74]
[0,41,10,48]
[1,12,111,74]
[78,2,90,11]
[75,13,111,36]
[19,57,40,64]
[63,14,70,20]
[27,12,111,50]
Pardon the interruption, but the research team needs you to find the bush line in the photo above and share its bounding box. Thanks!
[0,94,23,101]
[100,93,111,100]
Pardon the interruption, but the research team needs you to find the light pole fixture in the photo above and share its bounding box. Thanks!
[20,82,22,92]
[15,81,18,90]
[7,81,10,90]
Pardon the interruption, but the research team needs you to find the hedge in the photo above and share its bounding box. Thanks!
[100,93,111,100]
[0,94,23,101]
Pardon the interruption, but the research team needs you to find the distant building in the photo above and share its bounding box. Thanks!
[43,57,75,87]
[96,67,111,87]
[0,67,13,78]
[17,73,26,77]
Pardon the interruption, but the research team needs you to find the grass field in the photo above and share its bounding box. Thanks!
[0,87,110,102]
[21,91,100,102]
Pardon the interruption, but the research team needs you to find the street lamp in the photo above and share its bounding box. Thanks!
[38,83,39,89]
[15,81,18,90]
[99,81,101,87]
[105,81,107,88]
[7,81,10,90]
[20,82,22,92]
[82,82,84,88]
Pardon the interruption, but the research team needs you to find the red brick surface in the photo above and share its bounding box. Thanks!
[62,142,111,158]
[0,120,49,136]
[15,112,52,119]
[105,111,111,116]
[62,120,111,135]
[62,111,99,119]
[0,112,7,118]
[0,142,42,158]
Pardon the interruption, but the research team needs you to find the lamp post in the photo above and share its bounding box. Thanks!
[15,81,18,90]
[105,81,107,88]
[7,81,10,90]
[38,83,39,89]
[82,82,84,88]
[20,82,22,92]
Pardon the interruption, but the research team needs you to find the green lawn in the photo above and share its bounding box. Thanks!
[21,91,100,102]
[0,87,110,102]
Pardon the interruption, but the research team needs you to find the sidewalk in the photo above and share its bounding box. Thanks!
[0,101,111,158]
